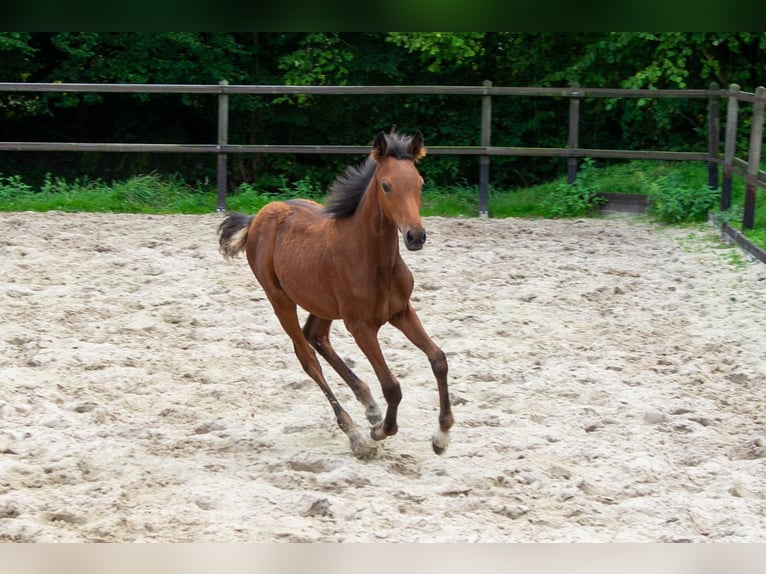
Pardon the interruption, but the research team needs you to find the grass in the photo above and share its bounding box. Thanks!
[421,185,478,217]
[1,162,765,254]
[677,227,751,269]
[0,173,216,214]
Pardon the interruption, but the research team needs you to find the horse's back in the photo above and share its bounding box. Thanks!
[251,199,325,237]
[254,198,323,223]
[285,198,324,211]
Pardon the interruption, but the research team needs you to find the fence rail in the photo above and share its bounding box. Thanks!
[1,81,764,229]
[0,82,717,97]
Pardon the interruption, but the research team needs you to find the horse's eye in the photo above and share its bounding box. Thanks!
[382,181,392,194]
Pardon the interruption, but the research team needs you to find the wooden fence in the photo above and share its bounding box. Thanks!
[0,81,764,229]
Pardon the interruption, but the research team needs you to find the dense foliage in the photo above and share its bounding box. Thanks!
[1,32,765,190]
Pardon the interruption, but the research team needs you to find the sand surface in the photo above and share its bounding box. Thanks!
[1,212,765,542]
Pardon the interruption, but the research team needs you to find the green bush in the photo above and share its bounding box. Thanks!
[0,174,34,195]
[278,175,324,199]
[647,172,719,223]
[541,159,607,218]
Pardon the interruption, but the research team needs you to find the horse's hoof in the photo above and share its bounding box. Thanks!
[432,430,450,455]
[352,443,379,460]
[370,422,387,441]
[349,433,378,460]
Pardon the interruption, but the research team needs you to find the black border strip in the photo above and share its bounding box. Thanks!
[721,223,766,264]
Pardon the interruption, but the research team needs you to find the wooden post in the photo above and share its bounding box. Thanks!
[707,82,720,190]
[479,80,492,218]
[743,86,765,230]
[721,84,740,211]
[567,86,582,184]
[216,80,230,212]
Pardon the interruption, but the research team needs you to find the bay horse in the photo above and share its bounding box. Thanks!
[217,130,453,459]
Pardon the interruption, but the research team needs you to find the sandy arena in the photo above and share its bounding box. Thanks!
[1,212,765,542]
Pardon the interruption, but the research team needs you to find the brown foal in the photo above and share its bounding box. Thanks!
[218,130,453,458]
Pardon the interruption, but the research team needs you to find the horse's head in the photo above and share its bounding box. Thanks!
[372,130,427,251]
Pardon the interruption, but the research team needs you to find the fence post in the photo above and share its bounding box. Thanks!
[707,82,720,190]
[567,85,582,184]
[216,80,230,212]
[743,85,765,230]
[721,84,740,211]
[479,79,492,218]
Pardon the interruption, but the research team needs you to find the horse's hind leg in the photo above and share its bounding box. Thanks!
[266,295,377,459]
[303,315,382,425]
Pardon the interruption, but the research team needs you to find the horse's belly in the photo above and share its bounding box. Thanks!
[288,287,342,320]
[274,257,342,320]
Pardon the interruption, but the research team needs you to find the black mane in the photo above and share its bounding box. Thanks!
[377,131,421,161]
[324,132,419,219]
[324,156,376,219]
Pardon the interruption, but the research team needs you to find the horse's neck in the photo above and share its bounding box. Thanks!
[353,183,400,270]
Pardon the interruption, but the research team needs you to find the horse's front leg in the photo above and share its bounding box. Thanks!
[390,303,453,455]
[345,320,401,441]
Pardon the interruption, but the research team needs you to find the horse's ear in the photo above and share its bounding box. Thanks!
[372,131,387,160]
[409,130,426,161]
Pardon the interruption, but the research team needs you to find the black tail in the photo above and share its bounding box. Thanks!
[218,212,253,260]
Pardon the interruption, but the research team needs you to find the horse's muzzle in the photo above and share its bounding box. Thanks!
[404,228,427,251]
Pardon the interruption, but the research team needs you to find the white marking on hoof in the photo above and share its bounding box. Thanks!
[370,422,388,442]
[432,430,450,455]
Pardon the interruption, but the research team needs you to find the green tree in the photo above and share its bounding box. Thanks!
[1,33,765,190]
[0,32,37,81]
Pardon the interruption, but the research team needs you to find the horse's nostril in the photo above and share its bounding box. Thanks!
[407,229,426,245]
